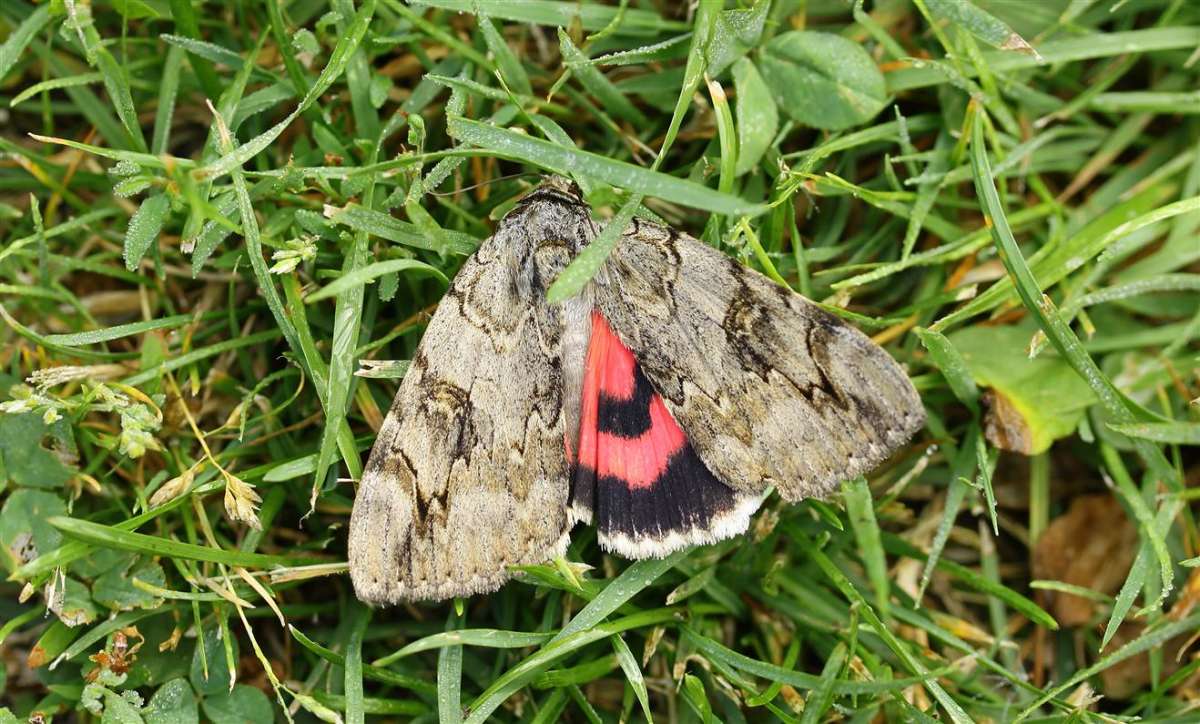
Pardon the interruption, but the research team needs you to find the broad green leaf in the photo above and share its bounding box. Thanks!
[202,685,272,724]
[923,0,1037,54]
[144,679,199,724]
[731,58,777,176]
[89,682,145,723]
[947,323,1095,454]
[123,193,171,272]
[50,576,99,627]
[704,0,769,77]
[191,623,237,696]
[93,560,166,611]
[758,31,887,130]
[0,488,67,562]
[0,413,75,490]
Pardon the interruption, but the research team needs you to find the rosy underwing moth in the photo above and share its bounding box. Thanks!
[348,177,925,604]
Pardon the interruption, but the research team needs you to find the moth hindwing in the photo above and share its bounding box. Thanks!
[348,177,924,604]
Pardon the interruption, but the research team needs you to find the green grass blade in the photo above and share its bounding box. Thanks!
[374,630,555,667]
[1017,611,1200,721]
[42,314,194,346]
[797,534,972,724]
[1108,421,1200,444]
[842,476,890,620]
[326,203,478,254]
[552,551,687,643]
[289,625,438,695]
[465,609,676,724]
[799,641,847,724]
[882,532,1058,629]
[306,259,449,303]
[446,116,765,216]
[478,14,531,96]
[915,327,979,412]
[887,27,1200,92]
[49,517,322,568]
[409,0,686,34]
[437,609,463,724]
[968,112,1178,606]
[545,193,640,303]
[0,5,53,82]
[196,0,376,181]
[345,602,370,724]
[609,634,651,723]
[122,193,171,272]
[558,29,647,126]
[922,0,1037,54]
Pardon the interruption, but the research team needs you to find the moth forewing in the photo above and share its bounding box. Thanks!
[348,182,597,604]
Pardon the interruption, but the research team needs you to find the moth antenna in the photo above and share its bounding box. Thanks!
[425,171,544,197]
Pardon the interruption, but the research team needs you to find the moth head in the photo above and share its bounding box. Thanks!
[536,174,584,200]
[491,176,595,296]
[507,174,586,212]
[500,177,593,247]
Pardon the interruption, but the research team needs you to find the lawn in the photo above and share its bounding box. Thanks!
[2,0,1199,721]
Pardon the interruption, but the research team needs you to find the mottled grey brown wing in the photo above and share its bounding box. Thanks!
[348,217,583,604]
[595,220,925,502]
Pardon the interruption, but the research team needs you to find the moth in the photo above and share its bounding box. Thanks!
[349,177,924,604]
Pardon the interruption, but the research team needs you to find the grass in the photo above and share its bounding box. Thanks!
[1,0,1199,721]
